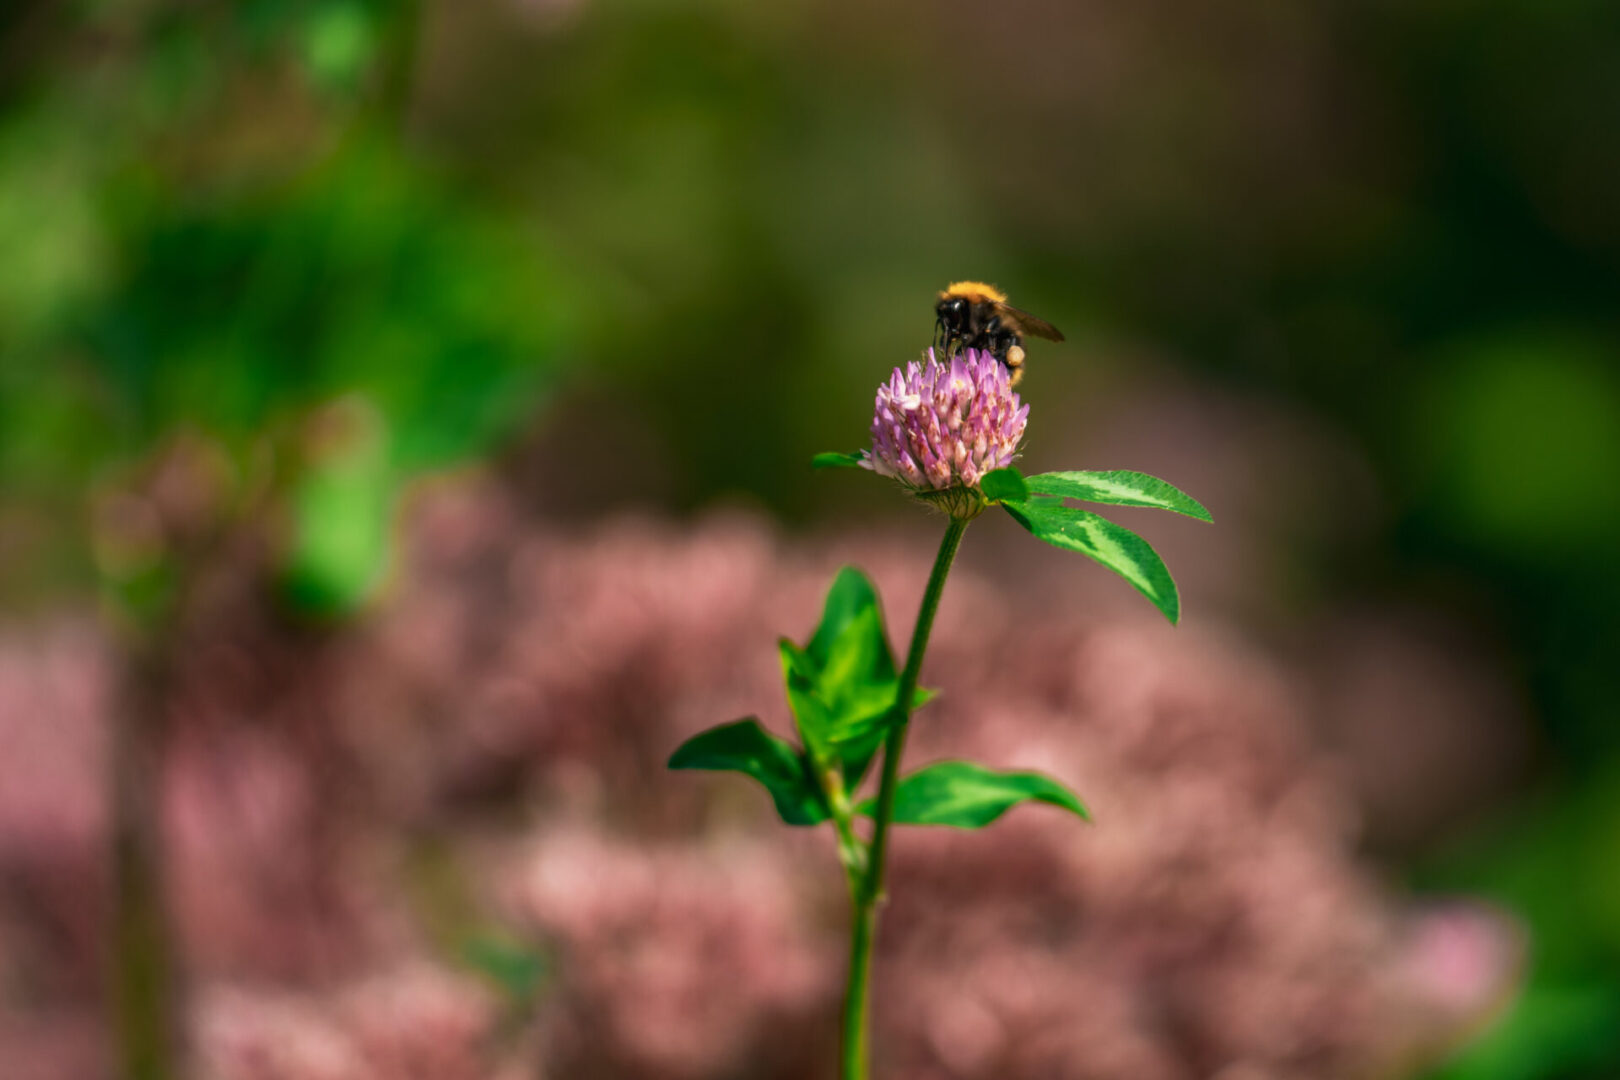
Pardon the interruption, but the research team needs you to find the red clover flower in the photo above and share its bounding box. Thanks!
[862,348,1029,497]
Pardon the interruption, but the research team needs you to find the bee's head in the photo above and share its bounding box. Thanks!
[935,295,968,333]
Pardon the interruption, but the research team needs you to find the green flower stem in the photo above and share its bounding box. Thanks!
[841,899,876,1078]
[864,514,969,901]
[841,513,970,1080]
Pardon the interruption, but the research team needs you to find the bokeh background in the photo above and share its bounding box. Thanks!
[2,0,1619,1077]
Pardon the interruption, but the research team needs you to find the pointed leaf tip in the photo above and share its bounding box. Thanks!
[858,760,1089,828]
[807,567,889,669]
[1003,499,1181,623]
[813,451,865,470]
[780,567,910,790]
[1026,470,1211,522]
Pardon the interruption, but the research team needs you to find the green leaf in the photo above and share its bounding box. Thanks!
[280,417,396,618]
[813,451,865,470]
[460,935,548,1006]
[858,760,1089,828]
[1026,470,1212,522]
[808,568,895,680]
[1003,499,1182,623]
[778,568,935,790]
[980,466,1029,504]
[780,635,898,781]
[668,718,829,826]
[825,686,938,790]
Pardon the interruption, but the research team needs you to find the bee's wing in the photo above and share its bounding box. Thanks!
[996,302,1065,342]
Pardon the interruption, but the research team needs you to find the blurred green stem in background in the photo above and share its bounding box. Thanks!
[98,455,215,1080]
[9,3,572,1072]
[111,633,178,1080]
[842,514,969,1080]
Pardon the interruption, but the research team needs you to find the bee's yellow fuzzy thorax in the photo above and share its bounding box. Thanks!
[941,280,1006,303]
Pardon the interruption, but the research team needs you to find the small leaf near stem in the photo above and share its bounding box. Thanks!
[813,451,866,469]
[980,466,1029,504]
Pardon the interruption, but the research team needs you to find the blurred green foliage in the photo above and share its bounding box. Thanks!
[0,0,568,615]
[1421,769,1620,1080]
[1,0,1619,1074]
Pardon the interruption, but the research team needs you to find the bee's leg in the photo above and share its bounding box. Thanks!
[982,325,1008,362]
[981,315,1002,353]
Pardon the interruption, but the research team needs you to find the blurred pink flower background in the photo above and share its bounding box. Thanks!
[0,384,1527,1079]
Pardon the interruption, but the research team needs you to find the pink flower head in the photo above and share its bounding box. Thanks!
[862,348,1029,491]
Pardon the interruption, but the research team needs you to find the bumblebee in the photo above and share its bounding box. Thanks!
[934,281,1064,385]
